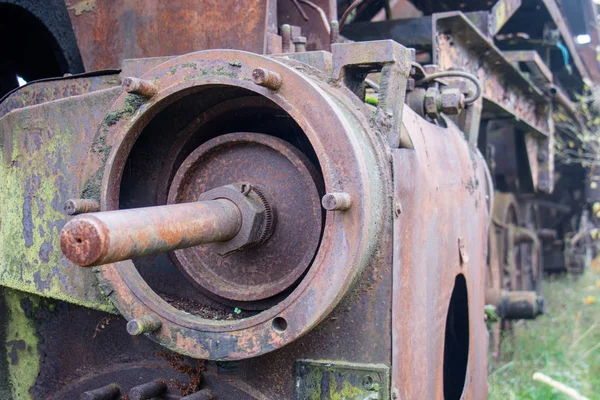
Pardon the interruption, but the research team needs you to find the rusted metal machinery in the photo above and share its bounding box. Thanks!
[0,0,598,399]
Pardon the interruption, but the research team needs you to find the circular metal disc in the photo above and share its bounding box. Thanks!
[167,132,322,302]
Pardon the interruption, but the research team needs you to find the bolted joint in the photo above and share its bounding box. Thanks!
[127,313,162,335]
[322,192,352,211]
[199,183,273,256]
[252,68,282,91]
[122,77,157,97]
[424,87,440,119]
[440,88,465,115]
[293,36,307,52]
[64,198,100,216]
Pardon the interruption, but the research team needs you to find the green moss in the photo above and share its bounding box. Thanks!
[181,62,197,69]
[104,94,146,126]
[0,108,114,312]
[4,289,40,400]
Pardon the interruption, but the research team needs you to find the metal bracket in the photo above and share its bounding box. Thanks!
[332,40,413,149]
[295,360,390,400]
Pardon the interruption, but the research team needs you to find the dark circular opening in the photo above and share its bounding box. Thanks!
[272,317,288,332]
[0,3,82,97]
[443,274,470,400]
[118,85,325,318]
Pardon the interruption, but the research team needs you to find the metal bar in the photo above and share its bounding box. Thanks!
[340,16,433,50]
[504,50,554,85]
[60,200,242,267]
[490,0,522,35]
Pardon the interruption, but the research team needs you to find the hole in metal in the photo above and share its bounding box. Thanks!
[443,273,470,400]
[272,317,287,332]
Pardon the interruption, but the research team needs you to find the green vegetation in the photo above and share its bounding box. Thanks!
[488,267,600,399]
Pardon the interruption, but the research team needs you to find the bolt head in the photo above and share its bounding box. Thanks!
[199,184,268,255]
[424,87,440,118]
[440,88,464,115]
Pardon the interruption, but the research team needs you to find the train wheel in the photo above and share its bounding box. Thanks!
[489,193,522,357]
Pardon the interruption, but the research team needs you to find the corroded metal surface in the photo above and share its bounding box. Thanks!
[392,108,490,399]
[0,72,120,118]
[433,12,551,138]
[67,0,272,70]
[61,199,242,267]
[0,84,121,311]
[84,49,386,360]
[168,133,322,302]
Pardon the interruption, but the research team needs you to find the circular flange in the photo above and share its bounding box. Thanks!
[91,49,386,360]
[167,132,322,302]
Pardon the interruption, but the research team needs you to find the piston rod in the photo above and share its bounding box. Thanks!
[60,199,242,267]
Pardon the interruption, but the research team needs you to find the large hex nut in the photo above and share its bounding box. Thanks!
[424,87,441,119]
[199,184,267,255]
[440,88,465,116]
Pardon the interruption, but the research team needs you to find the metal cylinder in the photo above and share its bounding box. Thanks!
[487,289,545,320]
[60,199,242,267]
[181,389,215,400]
[80,384,121,400]
[128,380,167,400]
[64,198,100,215]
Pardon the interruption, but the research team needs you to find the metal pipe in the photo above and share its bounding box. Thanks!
[60,200,242,267]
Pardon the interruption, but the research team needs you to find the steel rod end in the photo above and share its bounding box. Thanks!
[122,77,157,97]
[252,68,282,90]
[60,215,109,267]
[127,314,162,336]
[322,192,352,211]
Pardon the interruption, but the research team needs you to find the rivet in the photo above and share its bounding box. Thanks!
[122,77,157,97]
[252,68,282,90]
[394,201,402,217]
[64,199,100,216]
[322,192,352,211]
[127,313,162,335]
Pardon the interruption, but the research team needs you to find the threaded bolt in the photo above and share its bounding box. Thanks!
[127,313,162,335]
[64,199,100,216]
[322,192,352,211]
[252,68,282,90]
[281,24,292,53]
[122,77,157,97]
[293,36,307,52]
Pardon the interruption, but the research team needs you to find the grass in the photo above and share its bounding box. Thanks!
[488,264,600,399]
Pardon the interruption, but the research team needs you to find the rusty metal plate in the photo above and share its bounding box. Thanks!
[295,360,390,399]
[392,108,489,399]
[0,71,120,118]
[0,85,121,311]
[168,133,323,302]
[66,0,272,70]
